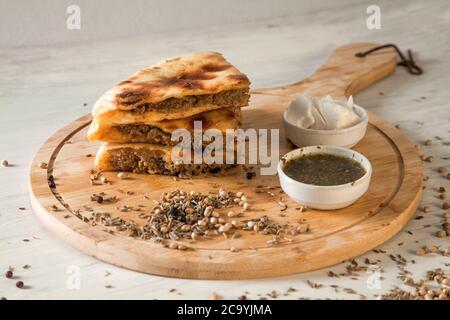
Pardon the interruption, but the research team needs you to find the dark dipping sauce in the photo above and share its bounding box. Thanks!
[283,153,366,186]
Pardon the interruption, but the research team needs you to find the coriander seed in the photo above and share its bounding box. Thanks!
[1,160,8,167]
[227,211,237,217]
[180,225,191,232]
[416,248,426,256]
[169,242,178,249]
[38,162,48,169]
[5,270,13,279]
[436,230,446,238]
[211,292,222,300]
[204,206,213,217]
[117,172,128,179]
[16,281,24,289]
[212,211,220,218]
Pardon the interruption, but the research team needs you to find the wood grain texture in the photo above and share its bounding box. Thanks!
[28,43,423,279]
[1,1,448,299]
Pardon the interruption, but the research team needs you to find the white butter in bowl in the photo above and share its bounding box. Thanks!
[283,95,368,148]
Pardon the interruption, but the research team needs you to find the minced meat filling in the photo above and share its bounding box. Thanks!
[108,147,232,176]
[114,124,231,145]
[130,89,248,114]
[115,125,173,144]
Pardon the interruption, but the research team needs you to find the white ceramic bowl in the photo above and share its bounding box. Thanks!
[283,100,368,148]
[277,146,372,210]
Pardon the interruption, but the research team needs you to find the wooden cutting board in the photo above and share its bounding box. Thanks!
[29,43,423,279]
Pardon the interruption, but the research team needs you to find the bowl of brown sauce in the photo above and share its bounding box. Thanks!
[278,146,372,210]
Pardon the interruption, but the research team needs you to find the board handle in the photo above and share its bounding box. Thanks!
[257,43,397,99]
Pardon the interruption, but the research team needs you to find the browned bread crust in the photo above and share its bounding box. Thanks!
[91,52,250,124]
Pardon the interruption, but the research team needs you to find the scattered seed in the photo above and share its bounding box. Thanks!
[16,281,24,289]
[211,292,222,300]
[246,171,256,180]
[180,224,191,232]
[436,230,446,238]
[38,162,48,169]
[425,156,434,163]
[416,248,426,256]
[5,270,13,279]
[227,211,238,218]
[438,187,446,193]
[1,160,9,167]
[438,167,447,174]
[169,242,178,249]
[90,193,117,204]
[423,206,431,213]
[117,172,128,179]
[85,189,298,248]
[443,202,450,210]
[219,224,232,233]
[277,200,287,211]
[424,139,432,146]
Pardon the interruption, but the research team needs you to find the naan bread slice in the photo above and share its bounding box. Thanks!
[92,52,250,126]
[87,107,241,144]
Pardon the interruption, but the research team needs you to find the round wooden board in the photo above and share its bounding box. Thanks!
[29,43,423,279]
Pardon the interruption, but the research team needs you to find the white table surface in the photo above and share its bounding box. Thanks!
[0,0,449,300]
